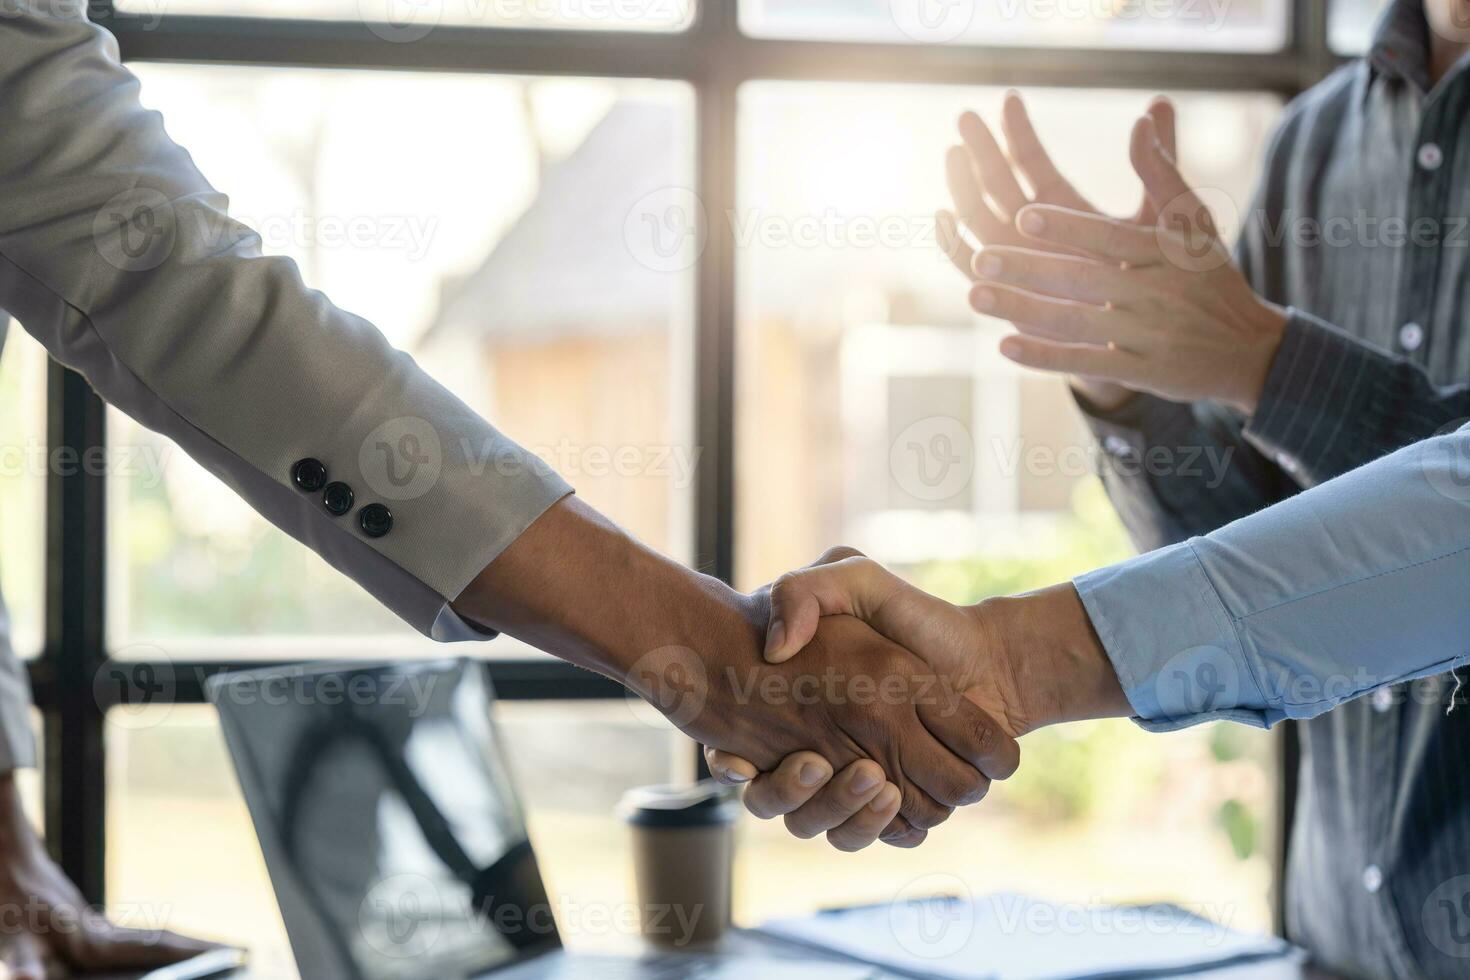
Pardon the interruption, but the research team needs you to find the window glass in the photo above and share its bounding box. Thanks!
[0,329,47,659]
[734,80,1283,928]
[740,0,1288,52]
[106,701,685,976]
[108,65,696,651]
[113,0,695,33]
[1329,0,1389,53]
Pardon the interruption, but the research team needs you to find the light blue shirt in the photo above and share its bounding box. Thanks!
[1074,423,1470,732]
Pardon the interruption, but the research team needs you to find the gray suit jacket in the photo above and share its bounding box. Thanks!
[0,4,573,767]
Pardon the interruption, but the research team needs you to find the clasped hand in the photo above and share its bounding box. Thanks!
[626,561,1023,849]
[942,92,1288,414]
[693,547,1127,852]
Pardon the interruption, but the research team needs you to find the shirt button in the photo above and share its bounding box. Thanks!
[1103,436,1132,457]
[1370,687,1394,713]
[322,481,355,517]
[1399,322,1425,352]
[1363,864,1384,894]
[1418,142,1444,171]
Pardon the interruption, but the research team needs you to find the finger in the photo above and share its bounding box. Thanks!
[763,546,868,662]
[970,283,1127,348]
[918,696,1020,781]
[766,556,901,664]
[999,335,1145,386]
[974,246,1140,307]
[1136,97,1177,224]
[958,111,1029,221]
[1151,96,1178,160]
[1000,92,1091,211]
[826,782,902,852]
[898,719,991,809]
[704,746,756,785]
[1016,204,1161,266]
[2,933,45,980]
[936,210,977,282]
[946,147,1014,247]
[783,760,887,840]
[740,752,833,820]
[1131,114,1215,243]
[814,545,866,565]
[883,822,928,848]
[66,925,218,972]
[894,775,954,832]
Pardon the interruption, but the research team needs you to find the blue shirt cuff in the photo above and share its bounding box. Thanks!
[1074,542,1275,732]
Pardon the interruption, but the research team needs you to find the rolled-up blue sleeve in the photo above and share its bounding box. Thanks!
[1074,424,1470,731]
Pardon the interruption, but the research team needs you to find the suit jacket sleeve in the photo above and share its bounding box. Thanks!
[0,5,573,643]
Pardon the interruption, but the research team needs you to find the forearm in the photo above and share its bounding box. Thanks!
[453,496,765,683]
[1074,424,1470,730]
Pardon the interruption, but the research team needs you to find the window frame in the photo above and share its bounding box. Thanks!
[32,0,1342,925]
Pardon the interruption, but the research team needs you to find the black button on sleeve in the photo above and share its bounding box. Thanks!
[322,482,355,517]
[359,503,394,539]
[292,458,328,494]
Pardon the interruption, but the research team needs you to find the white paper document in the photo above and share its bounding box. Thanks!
[757,893,1298,980]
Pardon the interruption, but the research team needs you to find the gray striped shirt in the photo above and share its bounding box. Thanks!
[1080,1,1470,975]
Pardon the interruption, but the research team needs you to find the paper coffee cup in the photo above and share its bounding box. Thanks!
[619,781,739,948]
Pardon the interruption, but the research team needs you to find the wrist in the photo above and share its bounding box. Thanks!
[972,583,1130,731]
[454,496,766,683]
[1228,299,1289,416]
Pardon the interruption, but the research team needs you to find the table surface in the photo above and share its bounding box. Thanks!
[203,929,1344,979]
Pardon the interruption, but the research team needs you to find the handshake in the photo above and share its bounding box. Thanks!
[627,549,1132,853]
[625,91,1290,852]
[467,92,1289,853]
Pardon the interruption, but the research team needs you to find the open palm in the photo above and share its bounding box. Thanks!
[937,92,1177,408]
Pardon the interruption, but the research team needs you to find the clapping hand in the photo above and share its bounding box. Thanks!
[938,92,1179,412]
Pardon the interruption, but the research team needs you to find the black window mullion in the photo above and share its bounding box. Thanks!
[43,366,108,904]
[693,1,740,586]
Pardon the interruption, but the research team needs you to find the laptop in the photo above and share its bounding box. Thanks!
[207,659,880,980]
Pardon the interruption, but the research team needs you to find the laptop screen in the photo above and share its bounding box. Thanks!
[210,660,560,980]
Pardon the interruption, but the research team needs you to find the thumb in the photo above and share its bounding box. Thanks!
[1135,97,1176,224]
[764,551,896,663]
[1131,113,1218,245]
